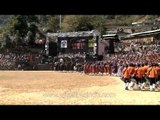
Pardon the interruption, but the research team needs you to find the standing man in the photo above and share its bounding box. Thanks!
[147,63,158,91]
[122,64,130,90]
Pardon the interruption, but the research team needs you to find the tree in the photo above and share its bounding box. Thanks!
[14,15,28,38]
[28,23,39,45]
[62,15,78,32]
[62,15,107,34]
[25,15,39,23]
[47,15,60,32]
[91,15,107,34]
[4,34,12,48]
[62,15,94,32]
[0,15,40,47]
[76,15,94,31]
[25,31,33,45]
[14,30,22,45]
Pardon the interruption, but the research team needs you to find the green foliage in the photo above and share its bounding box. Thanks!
[14,30,22,45]
[4,34,12,48]
[76,15,95,31]
[0,15,40,48]
[14,15,28,38]
[1,15,160,49]
[62,15,107,34]
[25,15,39,23]
[62,15,78,32]
[47,15,60,32]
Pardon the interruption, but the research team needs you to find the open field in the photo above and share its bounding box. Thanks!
[0,71,160,105]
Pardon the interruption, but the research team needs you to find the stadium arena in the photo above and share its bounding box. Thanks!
[0,30,160,105]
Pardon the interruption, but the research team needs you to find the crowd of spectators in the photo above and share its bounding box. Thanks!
[83,43,160,77]
[0,47,43,70]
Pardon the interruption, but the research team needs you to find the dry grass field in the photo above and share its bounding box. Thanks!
[0,71,160,105]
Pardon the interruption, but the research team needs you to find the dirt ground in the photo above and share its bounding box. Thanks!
[0,71,160,105]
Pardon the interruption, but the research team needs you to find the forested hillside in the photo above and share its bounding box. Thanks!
[0,15,159,49]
